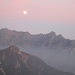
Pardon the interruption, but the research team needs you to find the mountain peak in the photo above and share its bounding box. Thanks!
[57,34,64,38]
[47,31,56,36]
[0,28,9,31]
[4,46,19,54]
[50,31,56,34]
[8,46,19,51]
[0,28,14,35]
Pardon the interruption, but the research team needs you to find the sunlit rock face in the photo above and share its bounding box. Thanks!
[0,46,74,75]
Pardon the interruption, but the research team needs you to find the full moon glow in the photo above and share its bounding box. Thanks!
[23,11,27,14]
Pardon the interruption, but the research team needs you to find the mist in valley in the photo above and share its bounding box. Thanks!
[19,47,75,74]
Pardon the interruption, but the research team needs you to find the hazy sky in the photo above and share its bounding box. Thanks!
[0,0,75,39]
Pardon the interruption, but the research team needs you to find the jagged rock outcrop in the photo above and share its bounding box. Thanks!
[0,46,74,75]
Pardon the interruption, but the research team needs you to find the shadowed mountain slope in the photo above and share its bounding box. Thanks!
[0,46,74,75]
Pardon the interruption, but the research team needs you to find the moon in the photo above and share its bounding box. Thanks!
[23,11,27,15]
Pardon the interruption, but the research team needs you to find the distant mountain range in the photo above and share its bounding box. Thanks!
[0,28,75,50]
[0,46,74,75]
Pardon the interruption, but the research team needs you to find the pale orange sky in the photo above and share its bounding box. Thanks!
[0,0,75,22]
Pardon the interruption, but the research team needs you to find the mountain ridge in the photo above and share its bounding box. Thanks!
[0,46,74,75]
[0,28,75,50]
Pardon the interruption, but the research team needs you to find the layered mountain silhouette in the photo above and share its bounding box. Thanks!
[0,28,75,50]
[0,46,74,75]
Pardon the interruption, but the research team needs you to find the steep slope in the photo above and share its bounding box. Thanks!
[0,46,74,75]
[0,28,75,50]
